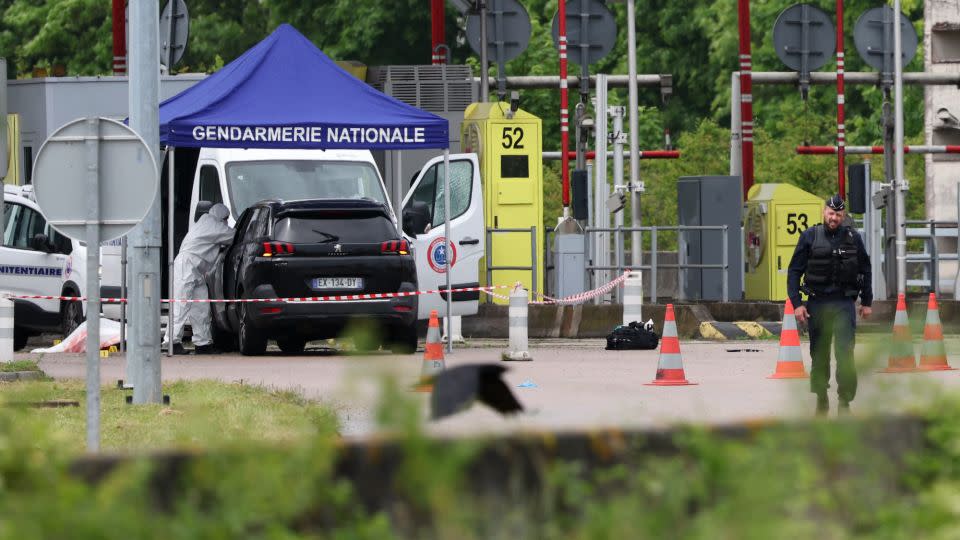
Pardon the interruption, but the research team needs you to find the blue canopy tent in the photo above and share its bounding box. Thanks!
[157,24,458,353]
[159,24,448,150]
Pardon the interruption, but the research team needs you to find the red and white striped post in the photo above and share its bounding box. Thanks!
[431,0,446,65]
[836,0,846,198]
[737,0,754,200]
[558,0,570,209]
[112,0,126,75]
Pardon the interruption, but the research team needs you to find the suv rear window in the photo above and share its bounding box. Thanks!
[273,216,397,243]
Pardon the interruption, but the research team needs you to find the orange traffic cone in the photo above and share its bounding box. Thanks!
[880,293,918,373]
[415,310,446,391]
[919,293,955,371]
[769,298,808,379]
[645,304,696,386]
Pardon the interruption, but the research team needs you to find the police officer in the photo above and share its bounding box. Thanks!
[787,194,873,415]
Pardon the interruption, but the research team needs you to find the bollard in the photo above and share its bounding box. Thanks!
[622,271,643,325]
[0,295,13,363]
[502,285,532,361]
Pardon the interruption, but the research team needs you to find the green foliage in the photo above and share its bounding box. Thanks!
[0,379,338,450]
[0,360,40,372]
[3,375,960,537]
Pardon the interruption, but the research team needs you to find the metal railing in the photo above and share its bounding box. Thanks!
[903,219,960,295]
[485,226,537,301]
[583,225,730,302]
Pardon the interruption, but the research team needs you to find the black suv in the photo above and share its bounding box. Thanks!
[207,199,418,355]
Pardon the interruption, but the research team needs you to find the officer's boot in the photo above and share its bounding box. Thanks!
[838,400,851,416]
[816,394,829,416]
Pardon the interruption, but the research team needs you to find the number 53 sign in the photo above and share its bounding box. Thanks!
[779,210,815,237]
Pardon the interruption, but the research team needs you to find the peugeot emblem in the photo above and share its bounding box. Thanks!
[334,244,342,253]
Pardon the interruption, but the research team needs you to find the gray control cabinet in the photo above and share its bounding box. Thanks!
[677,176,743,301]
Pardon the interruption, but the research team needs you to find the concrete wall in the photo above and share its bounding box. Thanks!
[925,0,960,293]
[6,74,206,184]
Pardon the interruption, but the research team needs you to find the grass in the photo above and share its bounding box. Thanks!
[0,379,338,452]
[0,360,41,372]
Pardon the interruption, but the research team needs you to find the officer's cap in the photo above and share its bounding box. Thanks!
[826,194,845,211]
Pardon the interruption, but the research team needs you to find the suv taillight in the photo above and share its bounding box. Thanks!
[380,239,409,254]
[262,241,295,257]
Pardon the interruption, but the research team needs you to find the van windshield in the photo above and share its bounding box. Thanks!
[226,160,387,216]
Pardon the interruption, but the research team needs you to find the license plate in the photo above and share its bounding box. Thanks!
[311,277,363,290]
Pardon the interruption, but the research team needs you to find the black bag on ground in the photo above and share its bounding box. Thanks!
[605,322,659,350]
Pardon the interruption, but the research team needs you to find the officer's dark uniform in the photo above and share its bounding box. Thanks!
[787,196,872,410]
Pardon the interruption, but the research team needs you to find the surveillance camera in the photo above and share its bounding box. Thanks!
[510,91,520,113]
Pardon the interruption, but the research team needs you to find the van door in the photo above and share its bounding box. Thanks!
[401,154,484,319]
[0,202,69,317]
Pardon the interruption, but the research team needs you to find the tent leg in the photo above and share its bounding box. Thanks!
[167,147,175,357]
[443,149,452,353]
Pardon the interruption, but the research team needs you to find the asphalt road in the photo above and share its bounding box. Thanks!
[18,335,960,439]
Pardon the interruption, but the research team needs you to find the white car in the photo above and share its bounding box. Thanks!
[1,184,122,350]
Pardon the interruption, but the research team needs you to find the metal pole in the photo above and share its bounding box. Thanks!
[112,0,126,74]
[737,0,755,199]
[478,1,489,102]
[627,0,642,271]
[750,71,960,85]
[894,0,906,295]
[612,107,624,301]
[930,220,939,295]
[166,147,174,357]
[530,226,537,298]
[835,0,846,198]
[119,237,126,354]
[594,74,608,292]
[955,184,960,300]
[84,118,101,452]
[730,72,742,177]
[722,225,729,302]
[558,0,571,210]
[443,149,452,353]
[476,74,668,89]
[651,227,658,304]
[486,228,493,301]
[128,0,163,404]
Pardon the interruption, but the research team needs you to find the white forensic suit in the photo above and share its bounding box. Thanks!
[164,203,234,347]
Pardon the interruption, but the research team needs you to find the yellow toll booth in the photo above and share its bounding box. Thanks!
[744,183,824,300]
[461,103,544,303]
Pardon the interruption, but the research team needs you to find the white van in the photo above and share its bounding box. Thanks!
[1,184,123,349]
[184,148,484,319]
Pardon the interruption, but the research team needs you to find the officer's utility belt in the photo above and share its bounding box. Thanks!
[801,284,858,300]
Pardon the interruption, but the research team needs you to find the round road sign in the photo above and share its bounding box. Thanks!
[551,0,618,66]
[853,6,918,72]
[33,117,159,242]
[466,0,532,64]
[772,3,836,73]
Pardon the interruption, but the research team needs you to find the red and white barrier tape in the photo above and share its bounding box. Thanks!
[2,273,630,307]
[531,271,630,305]
[1,284,511,304]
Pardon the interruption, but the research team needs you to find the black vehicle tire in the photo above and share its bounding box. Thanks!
[211,313,238,352]
[277,337,307,354]
[13,328,28,351]
[238,301,267,356]
[388,323,418,354]
[61,295,84,338]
